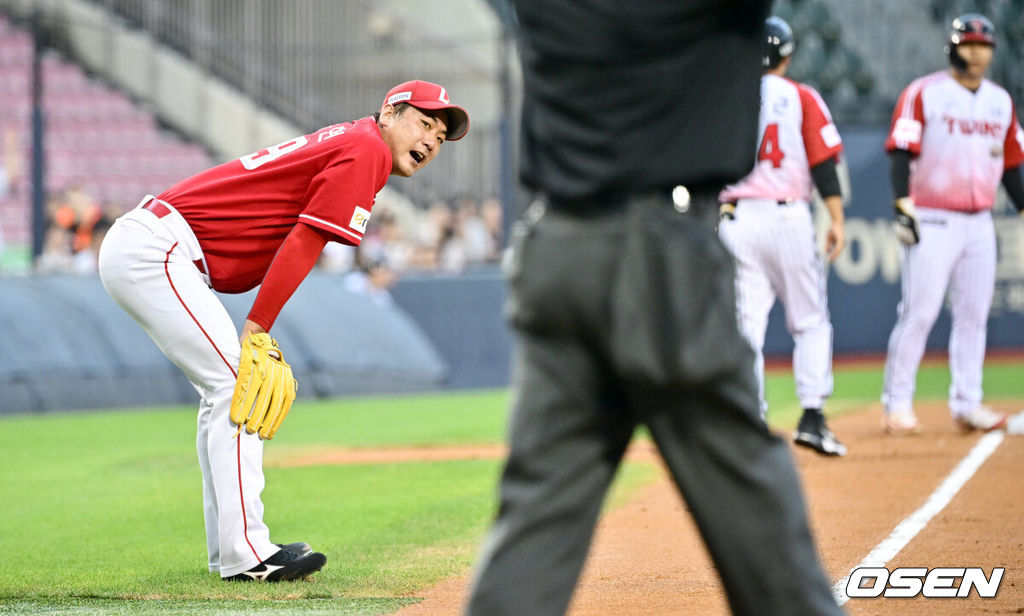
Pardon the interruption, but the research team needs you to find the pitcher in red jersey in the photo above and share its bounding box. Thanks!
[97,80,468,582]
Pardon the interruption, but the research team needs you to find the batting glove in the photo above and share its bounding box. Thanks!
[719,202,736,222]
[892,197,920,246]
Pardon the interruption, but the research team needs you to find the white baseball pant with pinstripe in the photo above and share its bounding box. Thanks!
[882,207,996,416]
[719,197,834,418]
[98,197,278,578]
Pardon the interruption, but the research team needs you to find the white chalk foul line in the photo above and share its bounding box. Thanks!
[832,429,1006,606]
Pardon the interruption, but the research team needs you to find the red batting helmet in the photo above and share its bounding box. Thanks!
[949,13,996,46]
[947,13,995,70]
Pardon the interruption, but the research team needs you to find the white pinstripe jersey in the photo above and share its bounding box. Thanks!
[886,70,1024,212]
[720,74,842,204]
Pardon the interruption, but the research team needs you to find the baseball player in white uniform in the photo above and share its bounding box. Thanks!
[98,80,469,581]
[719,16,847,456]
[882,14,1024,434]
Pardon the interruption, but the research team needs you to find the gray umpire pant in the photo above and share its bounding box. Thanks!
[464,193,843,616]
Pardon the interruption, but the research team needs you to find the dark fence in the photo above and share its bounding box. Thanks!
[0,274,448,413]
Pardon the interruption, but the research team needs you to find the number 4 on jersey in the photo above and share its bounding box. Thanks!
[758,123,784,168]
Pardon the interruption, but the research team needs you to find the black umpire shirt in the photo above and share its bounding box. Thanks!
[510,0,772,208]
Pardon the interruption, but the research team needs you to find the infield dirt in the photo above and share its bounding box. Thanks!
[280,400,1024,615]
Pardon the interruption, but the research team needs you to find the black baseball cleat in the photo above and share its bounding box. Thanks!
[793,410,847,457]
[224,547,326,582]
[277,542,314,555]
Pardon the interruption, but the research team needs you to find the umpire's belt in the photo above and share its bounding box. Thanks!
[544,186,719,216]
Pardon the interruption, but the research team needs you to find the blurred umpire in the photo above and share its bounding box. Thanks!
[464,1,844,615]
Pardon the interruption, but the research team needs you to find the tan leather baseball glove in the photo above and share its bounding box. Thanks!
[230,333,297,440]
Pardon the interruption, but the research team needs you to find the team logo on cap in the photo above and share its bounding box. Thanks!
[438,87,449,103]
[387,92,413,105]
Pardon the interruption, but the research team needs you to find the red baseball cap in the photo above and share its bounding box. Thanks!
[382,80,470,141]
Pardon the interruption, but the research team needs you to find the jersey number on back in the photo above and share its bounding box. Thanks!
[239,136,309,170]
[758,123,784,168]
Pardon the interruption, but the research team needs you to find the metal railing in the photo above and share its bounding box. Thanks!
[85,0,516,207]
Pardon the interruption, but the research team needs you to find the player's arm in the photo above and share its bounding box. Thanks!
[890,149,911,199]
[797,83,845,259]
[889,148,919,245]
[1002,165,1024,215]
[810,156,845,261]
[885,79,924,246]
[243,222,333,342]
[1001,106,1024,215]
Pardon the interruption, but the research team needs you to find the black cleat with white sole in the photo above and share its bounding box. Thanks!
[793,409,847,457]
[224,547,326,582]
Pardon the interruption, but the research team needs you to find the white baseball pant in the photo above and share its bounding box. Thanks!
[882,207,996,416]
[98,197,277,577]
[719,198,834,417]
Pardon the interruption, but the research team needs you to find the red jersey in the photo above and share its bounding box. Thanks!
[885,71,1024,212]
[159,117,392,293]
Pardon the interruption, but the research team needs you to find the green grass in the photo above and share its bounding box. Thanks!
[2,361,1018,615]
[0,389,653,615]
[764,359,1024,428]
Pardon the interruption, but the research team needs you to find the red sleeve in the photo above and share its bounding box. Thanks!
[885,82,924,154]
[1003,104,1024,170]
[246,222,331,331]
[797,84,843,167]
[297,135,392,246]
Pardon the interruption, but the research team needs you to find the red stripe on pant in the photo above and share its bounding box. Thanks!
[162,242,261,565]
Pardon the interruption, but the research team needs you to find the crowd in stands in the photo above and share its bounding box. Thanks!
[34,183,504,286]
[0,12,212,267]
[320,195,505,298]
[0,9,505,283]
[36,184,118,274]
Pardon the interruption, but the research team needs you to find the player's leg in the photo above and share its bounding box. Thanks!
[465,207,636,616]
[719,204,775,417]
[773,207,833,411]
[98,212,277,576]
[882,212,960,427]
[194,394,221,571]
[770,206,844,454]
[947,213,1003,429]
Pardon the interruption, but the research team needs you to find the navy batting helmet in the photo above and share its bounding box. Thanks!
[946,13,995,70]
[763,16,795,69]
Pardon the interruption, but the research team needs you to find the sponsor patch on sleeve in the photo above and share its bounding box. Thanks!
[820,123,842,148]
[892,118,922,144]
[349,206,371,234]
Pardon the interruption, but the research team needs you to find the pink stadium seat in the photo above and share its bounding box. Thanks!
[0,18,215,217]
[0,64,30,95]
[0,34,32,67]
